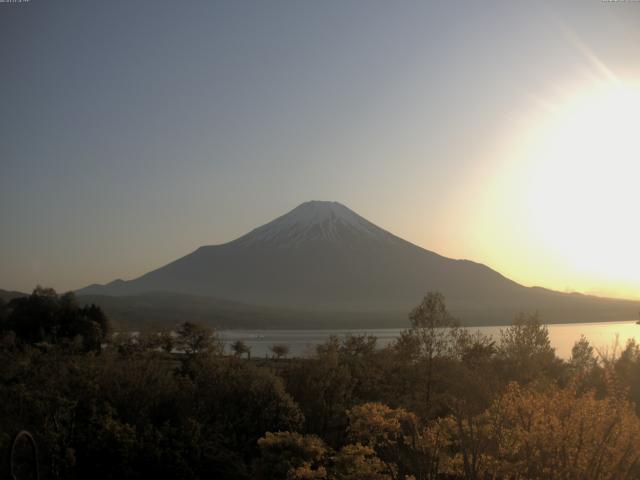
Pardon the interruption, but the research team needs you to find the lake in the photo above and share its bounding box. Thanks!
[219,320,640,359]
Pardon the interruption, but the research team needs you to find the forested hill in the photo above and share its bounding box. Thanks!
[0,289,27,302]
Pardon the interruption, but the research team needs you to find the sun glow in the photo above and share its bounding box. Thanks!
[510,82,640,297]
[482,81,640,298]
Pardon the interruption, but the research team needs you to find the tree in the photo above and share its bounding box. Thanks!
[337,335,383,405]
[4,287,111,352]
[231,339,251,359]
[255,432,327,480]
[0,298,16,351]
[570,335,598,374]
[452,329,496,366]
[347,402,448,480]
[188,356,304,461]
[270,343,290,360]
[6,286,60,344]
[0,297,7,328]
[408,292,458,407]
[498,312,559,383]
[339,334,377,357]
[157,330,175,354]
[283,339,353,439]
[465,382,640,479]
[610,339,640,414]
[330,443,390,480]
[175,321,222,356]
[440,332,500,480]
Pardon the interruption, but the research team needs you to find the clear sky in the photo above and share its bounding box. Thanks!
[1,0,639,299]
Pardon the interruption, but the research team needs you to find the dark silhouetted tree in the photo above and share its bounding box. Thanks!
[270,343,290,360]
[570,335,598,373]
[3,287,110,352]
[175,321,222,356]
[408,292,458,407]
[498,312,559,384]
[231,339,251,359]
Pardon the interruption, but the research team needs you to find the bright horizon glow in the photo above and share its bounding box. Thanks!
[473,80,640,300]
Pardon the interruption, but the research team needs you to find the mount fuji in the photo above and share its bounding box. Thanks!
[77,201,639,327]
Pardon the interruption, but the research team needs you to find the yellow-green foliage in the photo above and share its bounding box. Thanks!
[5,292,640,480]
[434,380,640,479]
[255,431,328,480]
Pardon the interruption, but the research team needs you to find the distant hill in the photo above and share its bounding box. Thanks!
[74,291,403,331]
[76,201,640,327]
[0,289,27,302]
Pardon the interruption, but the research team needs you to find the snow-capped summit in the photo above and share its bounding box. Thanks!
[234,201,398,247]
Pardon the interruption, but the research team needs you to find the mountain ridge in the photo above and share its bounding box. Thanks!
[76,201,639,326]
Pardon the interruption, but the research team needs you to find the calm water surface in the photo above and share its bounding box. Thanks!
[219,321,640,359]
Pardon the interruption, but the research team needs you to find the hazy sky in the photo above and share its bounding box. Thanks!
[1,1,639,299]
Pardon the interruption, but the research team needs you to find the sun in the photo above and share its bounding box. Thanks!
[474,79,640,300]
[517,81,640,297]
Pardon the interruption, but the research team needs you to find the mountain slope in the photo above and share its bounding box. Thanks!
[77,201,639,325]
[0,289,28,302]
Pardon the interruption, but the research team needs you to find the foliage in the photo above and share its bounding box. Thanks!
[347,402,448,480]
[497,312,560,384]
[407,293,459,409]
[270,343,290,360]
[175,321,223,356]
[463,382,640,479]
[570,335,598,373]
[5,288,640,479]
[330,443,391,480]
[1,287,111,352]
[255,431,328,480]
[231,339,252,358]
[185,355,304,460]
[0,345,302,479]
[282,338,354,440]
[408,292,459,359]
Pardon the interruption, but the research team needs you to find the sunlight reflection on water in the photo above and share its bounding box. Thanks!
[219,321,639,359]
